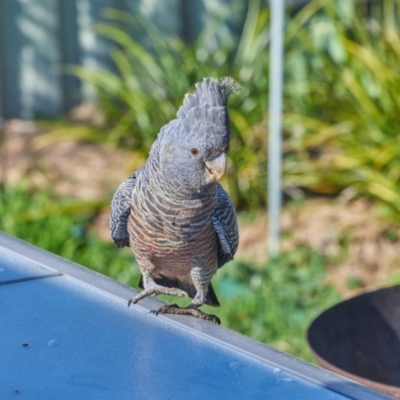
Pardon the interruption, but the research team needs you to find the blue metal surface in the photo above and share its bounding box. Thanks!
[0,233,392,400]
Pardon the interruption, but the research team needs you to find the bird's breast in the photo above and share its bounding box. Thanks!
[127,184,218,278]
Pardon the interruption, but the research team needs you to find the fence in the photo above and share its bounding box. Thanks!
[0,0,383,122]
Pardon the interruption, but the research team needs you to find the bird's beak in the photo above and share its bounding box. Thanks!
[204,152,226,184]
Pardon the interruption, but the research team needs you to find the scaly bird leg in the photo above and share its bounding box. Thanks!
[128,274,188,306]
[152,288,220,324]
[153,303,220,324]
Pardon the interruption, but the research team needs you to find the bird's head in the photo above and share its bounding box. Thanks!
[152,77,240,197]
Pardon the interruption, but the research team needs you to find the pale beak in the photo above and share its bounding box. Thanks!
[204,152,226,184]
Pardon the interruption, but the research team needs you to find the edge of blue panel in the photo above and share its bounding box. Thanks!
[0,231,392,400]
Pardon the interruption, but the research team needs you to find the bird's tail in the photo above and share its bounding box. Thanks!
[138,276,220,307]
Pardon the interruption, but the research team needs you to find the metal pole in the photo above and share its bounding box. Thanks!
[268,0,285,258]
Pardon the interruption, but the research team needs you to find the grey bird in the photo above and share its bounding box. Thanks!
[110,77,240,324]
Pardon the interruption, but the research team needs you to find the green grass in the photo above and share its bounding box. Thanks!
[0,185,140,287]
[211,247,340,361]
[0,185,340,362]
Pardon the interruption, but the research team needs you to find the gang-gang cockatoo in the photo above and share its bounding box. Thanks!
[110,77,240,324]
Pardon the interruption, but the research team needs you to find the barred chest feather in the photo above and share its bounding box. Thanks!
[127,179,219,280]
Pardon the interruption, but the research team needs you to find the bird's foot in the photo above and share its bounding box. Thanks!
[128,286,188,306]
[152,303,221,325]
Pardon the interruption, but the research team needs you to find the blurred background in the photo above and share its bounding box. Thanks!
[1,0,400,362]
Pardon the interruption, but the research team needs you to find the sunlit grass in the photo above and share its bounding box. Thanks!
[0,185,139,287]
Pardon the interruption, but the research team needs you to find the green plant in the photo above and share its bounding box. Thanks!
[0,185,140,286]
[35,0,400,220]
[283,0,400,222]
[215,246,340,361]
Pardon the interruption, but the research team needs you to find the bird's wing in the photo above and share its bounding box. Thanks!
[212,183,239,268]
[110,172,137,248]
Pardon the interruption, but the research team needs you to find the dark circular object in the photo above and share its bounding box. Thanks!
[190,148,199,156]
[307,285,400,398]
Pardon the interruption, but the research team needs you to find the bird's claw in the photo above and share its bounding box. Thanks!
[128,285,188,306]
[152,303,221,324]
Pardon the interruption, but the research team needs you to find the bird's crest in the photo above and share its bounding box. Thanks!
[177,77,241,120]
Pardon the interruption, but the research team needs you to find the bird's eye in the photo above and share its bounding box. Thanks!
[190,148,199,156]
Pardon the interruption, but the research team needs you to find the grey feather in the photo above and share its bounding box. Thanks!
[110,172,137,248]
[212,183,239,268]
[177,77,241,120]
